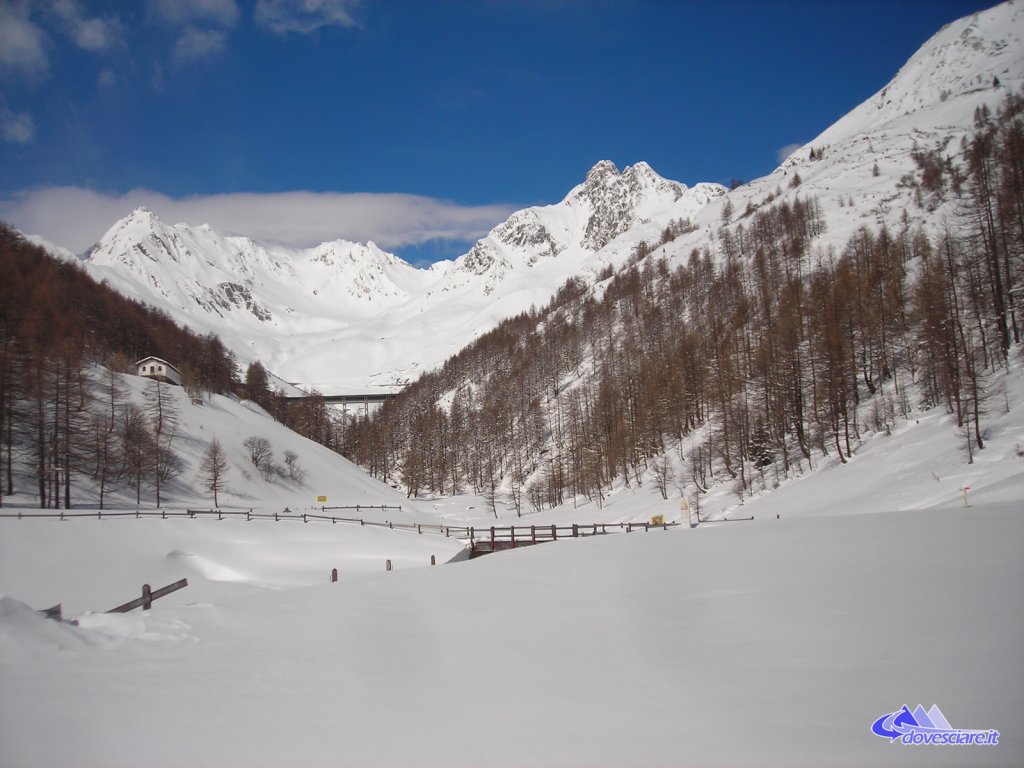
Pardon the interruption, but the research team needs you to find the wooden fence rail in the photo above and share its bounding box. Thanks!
[449,520,682,554]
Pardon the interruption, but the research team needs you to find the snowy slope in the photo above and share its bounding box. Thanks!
[816,0,1024,146]
[0,365,438,521]
[81,163,723,393]
[673,0,1024,259]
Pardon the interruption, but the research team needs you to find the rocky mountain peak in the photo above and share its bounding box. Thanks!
[582,159,620,184]
[573,160,689,251]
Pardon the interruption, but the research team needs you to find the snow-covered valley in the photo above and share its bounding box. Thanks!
[1,355,1023,766]
[3,3,1024,766]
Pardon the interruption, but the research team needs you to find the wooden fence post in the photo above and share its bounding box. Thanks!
[531,525,536,543]
[331,568,338,583]
[142,584,152,610]
[551,524,557,540]
[386,559,392,572]
[430,555,436,566]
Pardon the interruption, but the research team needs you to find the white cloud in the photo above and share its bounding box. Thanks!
[776,142,804,165]
[255,0,361,35]
[1,110,35,144]
[172,27,227,66]
[146,0,238,71]
[147,0,240,29]
[0,0,122,82]
[97,67,117,87]
[50,0,122,52]
[0,186,518,256]
[0,3,49,79]
[71,16,117,50]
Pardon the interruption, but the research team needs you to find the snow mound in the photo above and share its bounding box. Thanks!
[0,596,91,657]
[166,550,249,583]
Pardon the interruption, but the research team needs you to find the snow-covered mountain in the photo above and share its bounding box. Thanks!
[684,0,1024,255]
[78,1,1024,394]
[82,162,723,392]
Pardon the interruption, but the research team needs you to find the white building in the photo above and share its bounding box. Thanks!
[136,356,182,386]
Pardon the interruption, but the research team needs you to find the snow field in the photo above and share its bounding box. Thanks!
[1,503,1020,767]
[0,516,466,618]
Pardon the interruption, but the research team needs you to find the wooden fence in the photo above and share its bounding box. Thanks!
[0,505,404,524]
[0,507,684,542]
[457,521,680,555]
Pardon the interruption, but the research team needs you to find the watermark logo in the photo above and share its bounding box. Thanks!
[871,704,999,746]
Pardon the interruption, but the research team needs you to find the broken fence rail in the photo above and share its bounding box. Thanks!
[107,579,189,613]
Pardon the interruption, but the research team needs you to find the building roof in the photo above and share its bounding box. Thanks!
[135,356,181,373]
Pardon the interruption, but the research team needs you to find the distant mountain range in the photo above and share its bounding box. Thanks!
[79,161,723,393]
[53,0,1024,393]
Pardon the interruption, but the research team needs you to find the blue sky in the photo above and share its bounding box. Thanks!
[0,0,999,263]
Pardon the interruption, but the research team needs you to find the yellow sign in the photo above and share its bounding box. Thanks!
[650,514,664,526]
[317,495,328,503]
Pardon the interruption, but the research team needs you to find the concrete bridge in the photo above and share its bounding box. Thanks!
[284,391,398,416]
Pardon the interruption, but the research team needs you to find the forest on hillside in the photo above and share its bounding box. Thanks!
[0,231,244,508]
[0,227,338,509]
[342,91,1024,514]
